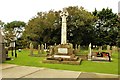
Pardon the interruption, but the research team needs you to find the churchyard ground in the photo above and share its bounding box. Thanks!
[3,49,118,75]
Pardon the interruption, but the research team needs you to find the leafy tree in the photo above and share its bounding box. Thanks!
[23,6,96,48]
[23,10,61,48]
[66,6,96,45]
[0,20,4,28]
[3,21,26,43]
[92,8,119,46]
[24,7,120,48]
[116,17,120,47]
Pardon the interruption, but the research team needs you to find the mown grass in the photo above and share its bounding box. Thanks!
[4,49,118,74]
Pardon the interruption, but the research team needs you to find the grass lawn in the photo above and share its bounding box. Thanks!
[4,49,118,74]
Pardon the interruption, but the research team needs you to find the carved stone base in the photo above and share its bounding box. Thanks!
[43,43,82,65]
[46,55,79,61]
[43,58,82,65]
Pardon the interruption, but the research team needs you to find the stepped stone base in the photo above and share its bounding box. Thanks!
[43,43,82,65]
[43,58,82,65]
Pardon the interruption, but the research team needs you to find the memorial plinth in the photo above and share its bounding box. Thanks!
[43,44,82,65]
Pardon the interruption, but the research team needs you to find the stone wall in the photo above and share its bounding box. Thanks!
[0,31,6,63]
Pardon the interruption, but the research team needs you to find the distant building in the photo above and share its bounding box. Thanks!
[0,29,6,62]
[119,1,120,17]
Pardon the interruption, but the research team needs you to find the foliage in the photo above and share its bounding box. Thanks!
[66,6,97,45]
[3,21,26,41]
[23,10,61,48]
[2,21,26,48]
[23,6,96,48]
[92,8,120,46]
[1,7,120,48]
[0,20,4,27]
[116,17,120,47]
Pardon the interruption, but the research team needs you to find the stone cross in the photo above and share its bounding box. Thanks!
[60,8,69,44]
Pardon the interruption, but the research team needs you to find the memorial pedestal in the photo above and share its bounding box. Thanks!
[43,44,82,65]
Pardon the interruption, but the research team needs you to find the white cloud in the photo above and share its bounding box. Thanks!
[0,0,119,23]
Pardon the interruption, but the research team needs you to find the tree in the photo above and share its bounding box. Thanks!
[92,8,119,46]
[23,10,61,48]
[66,6,96,45]
[116,17,120,47]
[23,6,96,48]
[0,20,4,27]
[3,21,26,43]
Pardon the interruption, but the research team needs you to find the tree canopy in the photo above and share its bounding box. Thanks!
[23,6,97,47]
[1,6,120,48]
[92,8,119,46]
[3,21,26,42]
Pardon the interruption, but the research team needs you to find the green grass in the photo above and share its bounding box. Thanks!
[4,49,118,74]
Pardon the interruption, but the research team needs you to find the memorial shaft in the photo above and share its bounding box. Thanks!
[61,17,67,44]
[60,9,68,44]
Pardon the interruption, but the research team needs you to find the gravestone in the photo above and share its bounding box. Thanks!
[99,46,102,52]
[112,46,118,53]
[41,44,44,54]
[30,42,33,56]
[38,45,41,54]
[112,46,115,53]
[54,43,56,46]
[88,43,92,60]
[75,44,77,50]
[43,9,81,65]
[107,45,112,55]
[74,44,80,54]
[0,29,6,62]
[70,43,73,49]
[49,46,54,55]
[115,46,118,52]
[78,45,80,52]
[107,45,110,52]
[44,43,47,50]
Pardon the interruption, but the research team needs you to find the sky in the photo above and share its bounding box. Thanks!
[0,0,120,23]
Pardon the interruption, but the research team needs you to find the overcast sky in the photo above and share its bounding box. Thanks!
[0,0,119,23]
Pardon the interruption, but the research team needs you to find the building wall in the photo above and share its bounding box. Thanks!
[0,31,6,63]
